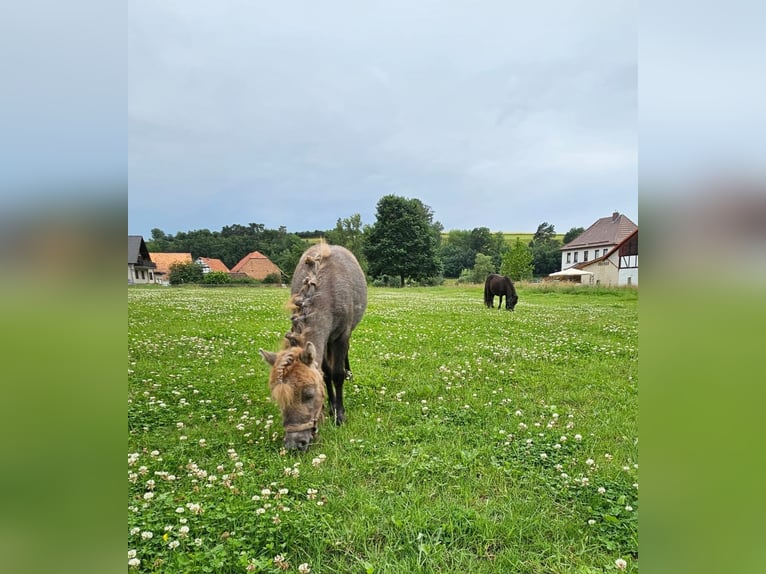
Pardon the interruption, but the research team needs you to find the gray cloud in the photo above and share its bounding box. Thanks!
[129,1,637,236]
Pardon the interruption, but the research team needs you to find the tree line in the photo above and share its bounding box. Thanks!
[145,195,585,285]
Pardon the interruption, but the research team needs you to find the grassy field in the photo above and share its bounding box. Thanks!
[128,284,638,573]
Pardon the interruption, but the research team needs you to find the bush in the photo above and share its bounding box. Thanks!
[168,262,203,285]
[201,271,231,284]
[262,273,282,284]
[371,274,402,288]
[456,269,475,284]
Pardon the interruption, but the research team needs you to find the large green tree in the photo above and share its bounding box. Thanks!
[438,227,507,278]
[326,213,367,272]
[563,226,585,245]
[363,195,442,286]
[528,222,563,277]
[501,237,533,281]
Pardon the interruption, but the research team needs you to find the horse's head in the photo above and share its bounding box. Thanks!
[259,342,325,451]
[507,293,519,311]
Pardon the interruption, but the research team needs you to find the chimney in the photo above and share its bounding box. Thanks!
[612,211,619,221]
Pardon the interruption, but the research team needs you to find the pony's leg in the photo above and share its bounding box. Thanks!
[321,359,335,418]
[328,340,350,425]
[498,295,504,309]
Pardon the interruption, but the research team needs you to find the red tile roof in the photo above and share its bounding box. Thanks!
[148,252,193,275]
[197,257,230,273]
[230,251,282,280]
[563,212,637,250]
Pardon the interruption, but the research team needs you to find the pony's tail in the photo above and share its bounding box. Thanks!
[484,278,490,307]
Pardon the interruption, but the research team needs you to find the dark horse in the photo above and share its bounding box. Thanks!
[260,241,367,450]
[484,273,518,311]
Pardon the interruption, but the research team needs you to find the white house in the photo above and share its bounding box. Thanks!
[573,229,638,287]
[561,212,637,271]
[128,235,157,284]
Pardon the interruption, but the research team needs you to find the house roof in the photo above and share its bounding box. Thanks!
[197,257,230,273]
[128,235,155,266]
[149,252,193,275]
[230,251,283,279]
[562,212,637,250]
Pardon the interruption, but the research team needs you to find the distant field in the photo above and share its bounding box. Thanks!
[129,284,637,573]
[440,232,565,245]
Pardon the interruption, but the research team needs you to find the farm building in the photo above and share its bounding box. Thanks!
[561,212,637,271]
[148,252,193,285]
[128,235,157,284]
[230,251,283,281]
[562,229,638,286]
[195,257,230,274]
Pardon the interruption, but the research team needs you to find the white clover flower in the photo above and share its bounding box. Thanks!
[585,458,594,466]
[175,507,185,513]
[625,505,633,511]
[194,538,203,546]
[168,540,180,549]
[615,558,627,570]
[598,487,606,494]
[256,508,266,515]
[278,488,289,495]
[130,527,140,536]
[143,492,154,500]
[141,531,153,540]
[128,557,141,568]
[299,563,311,573]
[128,549,136,559]
[588,519,596,525]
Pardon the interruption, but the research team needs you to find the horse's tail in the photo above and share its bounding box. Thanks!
[484,277,491,307]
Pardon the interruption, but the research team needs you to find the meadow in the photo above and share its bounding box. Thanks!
[128,284,638,573]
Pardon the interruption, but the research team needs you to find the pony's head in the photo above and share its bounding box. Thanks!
[507,292,519,311]
[259,340,325,451]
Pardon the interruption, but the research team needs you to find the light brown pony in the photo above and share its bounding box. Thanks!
[260,242,367,450]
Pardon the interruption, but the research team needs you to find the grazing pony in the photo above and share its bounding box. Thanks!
[484,273,518,311]
[260,242,367,450]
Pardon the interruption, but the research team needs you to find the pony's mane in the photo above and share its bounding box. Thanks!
[270,350,297,408]
[289,240,331,335]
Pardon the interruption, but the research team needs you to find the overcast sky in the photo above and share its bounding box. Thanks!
[128,1,637,237]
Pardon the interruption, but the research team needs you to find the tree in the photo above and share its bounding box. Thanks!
[363,195,442,286]
[563,226,585,245]
[472,253,495,283]
[326,213,367,272]
[532,222,556,244]
[528,222,562,277]
[501,237,533,281]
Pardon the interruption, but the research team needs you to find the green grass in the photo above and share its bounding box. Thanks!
[129,285,638,573]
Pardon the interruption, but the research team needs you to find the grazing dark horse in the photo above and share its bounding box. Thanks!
[484,273,518,311]
[260,242,367,450]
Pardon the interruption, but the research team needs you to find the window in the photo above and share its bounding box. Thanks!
[594,249,600,258]
[574,252,578,263]
[566,253,571,263]
[583,250,589,262]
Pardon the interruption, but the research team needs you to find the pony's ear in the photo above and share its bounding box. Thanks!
[300,342,317,365]
[260,349,277,366]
